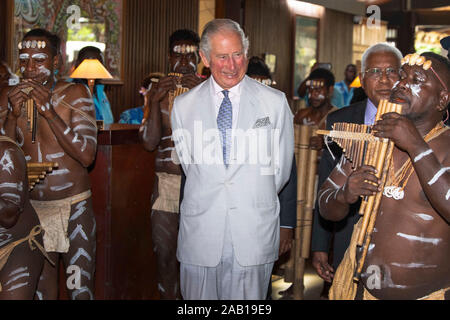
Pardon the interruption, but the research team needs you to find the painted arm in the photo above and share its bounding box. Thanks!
[140,82,163,152]
[0,145,27,228]
[318,156,379,222]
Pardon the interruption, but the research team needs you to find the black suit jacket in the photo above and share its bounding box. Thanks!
[311,99,368,269]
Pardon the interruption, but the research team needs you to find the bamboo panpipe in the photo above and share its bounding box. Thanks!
[283,125,305,283]
[26,162,58,190]
[290,124,319,299]
[167,73,189,117]
[316,99,402,281]
[21,86,37,143]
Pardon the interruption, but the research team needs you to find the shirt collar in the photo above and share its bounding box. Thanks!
[210,75,242,98]
[365,99,378,125]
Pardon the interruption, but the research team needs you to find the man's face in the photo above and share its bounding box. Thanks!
[390,60,447,122]
[200,30,248,90]
[361,51,400,107]
[169,40,199,75]
[308,79,331,109]
[19,37,56,84]
[345,65,357,83]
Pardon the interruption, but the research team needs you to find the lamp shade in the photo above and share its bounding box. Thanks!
[70,59,113,80]
[350,76,361,88]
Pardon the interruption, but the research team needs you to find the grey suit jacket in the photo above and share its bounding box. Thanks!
[171,75,294,267]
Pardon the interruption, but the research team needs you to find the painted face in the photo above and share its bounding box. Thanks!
[18,36,56,84]
[308,79,330,108]
[169,40,199,75]
[390,63,442,122]
[200,30,248,90]
[361,51,400,107]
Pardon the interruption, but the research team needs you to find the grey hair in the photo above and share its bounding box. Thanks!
[199,19,249,61]
[361,42,403,72]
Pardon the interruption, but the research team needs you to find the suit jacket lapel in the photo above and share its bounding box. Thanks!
[353,99,368,124]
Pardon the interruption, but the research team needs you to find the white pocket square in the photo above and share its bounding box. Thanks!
[253,117,271,128]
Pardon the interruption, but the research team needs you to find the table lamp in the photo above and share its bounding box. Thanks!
[70,58,113,94]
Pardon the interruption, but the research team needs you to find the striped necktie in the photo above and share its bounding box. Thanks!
[217,90,233,166]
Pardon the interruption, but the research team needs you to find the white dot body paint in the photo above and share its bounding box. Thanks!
[427,167,450,185]
[413,149,433,163]
[446,189,450,201]
[64,127,71,135]
[396,232,442,245]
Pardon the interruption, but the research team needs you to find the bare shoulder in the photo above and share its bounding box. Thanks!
[0,141,26,173]
[55,81,91,104]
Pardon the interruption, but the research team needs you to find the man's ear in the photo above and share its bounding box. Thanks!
[359,72,365,90]
[437,90,449,112]
[199,50,210,68]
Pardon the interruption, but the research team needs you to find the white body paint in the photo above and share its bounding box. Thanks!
[414,213,434,221]
[391,262,437,269]
[413,149,432,163]
[46,152,65,161]
[0,150,15,174]
[427,167,450,185]
[50,182,74,192]
[396,232,442,245]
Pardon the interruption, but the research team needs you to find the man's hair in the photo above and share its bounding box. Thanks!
[169,29,200,52]
[200,19,249,61]
[361,42,402,72]
[76,46,104,66]
[309,68,335,88]
[246,56,271,79]
[346,64,357,70]
[23,28,60,57]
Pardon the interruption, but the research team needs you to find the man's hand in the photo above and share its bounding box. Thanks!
[181,74,203,89]
[309,136,323,151]
[7,83,32,118]
[312,251,334,282]
[24,80,55,119]
[342,165,380,204]
[279,227,293,256]
[372,112,424,153]
[151,76,178,103]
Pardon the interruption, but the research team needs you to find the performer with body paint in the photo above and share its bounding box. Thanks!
[320,52,450,300]
[0,29,97,300]
[139,29,203,299]
[0,135,48,299]
[294,68,339,152]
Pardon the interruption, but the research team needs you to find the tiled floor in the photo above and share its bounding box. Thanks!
[271,259,325,300]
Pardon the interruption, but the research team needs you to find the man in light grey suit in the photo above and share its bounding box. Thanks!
[171,19,294,300]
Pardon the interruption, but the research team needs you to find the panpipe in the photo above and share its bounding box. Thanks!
[21,86,37,143]
[316,99,402,281]
[284,124,318,299]
[27,162,58,190]
[167,73,189,117]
